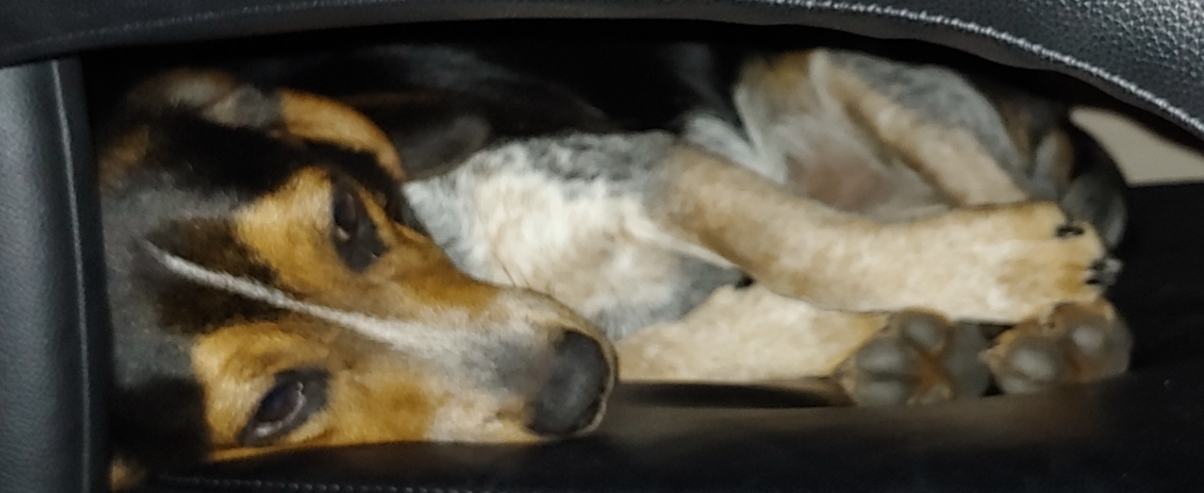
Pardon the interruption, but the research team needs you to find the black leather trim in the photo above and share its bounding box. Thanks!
[0,58,110,493]
[2,0,1204,143]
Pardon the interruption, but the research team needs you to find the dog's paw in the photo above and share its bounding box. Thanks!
[836,311,990,406]
[985,300,1131,394]
[900,201,1116,323]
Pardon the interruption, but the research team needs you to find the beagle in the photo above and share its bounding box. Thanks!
[97,40,1130,488]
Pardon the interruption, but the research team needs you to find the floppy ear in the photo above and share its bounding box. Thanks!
[123,68,282,130]
[343,93,494,181]
[389,113,492,180]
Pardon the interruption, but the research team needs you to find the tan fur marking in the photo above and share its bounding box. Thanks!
[749,52,816,110]
[651,146,1104,322]
[98,124,152,193]
[618,285,885,381]
[191,319,441,460]
[279,90,405,180]
[109,459,146,491]
[191,312,582,465]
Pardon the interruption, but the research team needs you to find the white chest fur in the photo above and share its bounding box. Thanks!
[405,134,738,340]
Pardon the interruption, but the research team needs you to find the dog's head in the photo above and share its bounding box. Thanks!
[99,69,616,486]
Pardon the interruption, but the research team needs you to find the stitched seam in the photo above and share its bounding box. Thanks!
[162,477,468,492]
[2,0,418,52]
[157,476,603,493]
[6,0,1199,136]
[755,0,1204,136]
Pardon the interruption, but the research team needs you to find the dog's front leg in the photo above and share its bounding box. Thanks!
[618,284,993,405]
[617,284,886,382]
[644,145,1112,324]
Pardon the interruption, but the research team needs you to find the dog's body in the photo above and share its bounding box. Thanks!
[97,40,1132,486]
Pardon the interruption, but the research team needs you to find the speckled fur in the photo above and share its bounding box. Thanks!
[405,133,741,341]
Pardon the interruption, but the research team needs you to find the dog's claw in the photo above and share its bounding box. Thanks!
[1056,223,1086,238]
[888,202,1109,322]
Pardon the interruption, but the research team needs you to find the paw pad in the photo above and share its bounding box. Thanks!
[987,301,1132,395]
[839,311,990,406]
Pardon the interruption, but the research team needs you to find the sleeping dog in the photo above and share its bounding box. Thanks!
[98,41,1131,487]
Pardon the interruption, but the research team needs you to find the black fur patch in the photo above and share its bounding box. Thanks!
[130,110,429,241]
[111,377,211,472]
[468,41,742,131]
[733,275,755,289]
[150,115,304,198]
[148,218,287,335]
[147,113,418,223]
[234,45,618,138]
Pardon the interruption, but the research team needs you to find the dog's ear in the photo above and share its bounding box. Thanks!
[342,92,494,181]
[390,113,492,180]
[124,69,282,130]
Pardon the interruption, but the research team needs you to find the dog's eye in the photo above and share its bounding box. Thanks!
[256,380,303,424]
[332,187,361,243]
[240,369,328,447]
[330,178,386,272]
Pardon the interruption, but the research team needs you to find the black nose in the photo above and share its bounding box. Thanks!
[527,330,614,436]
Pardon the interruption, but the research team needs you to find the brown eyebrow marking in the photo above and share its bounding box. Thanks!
[97,124,153,193]
[279,89,406,181]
